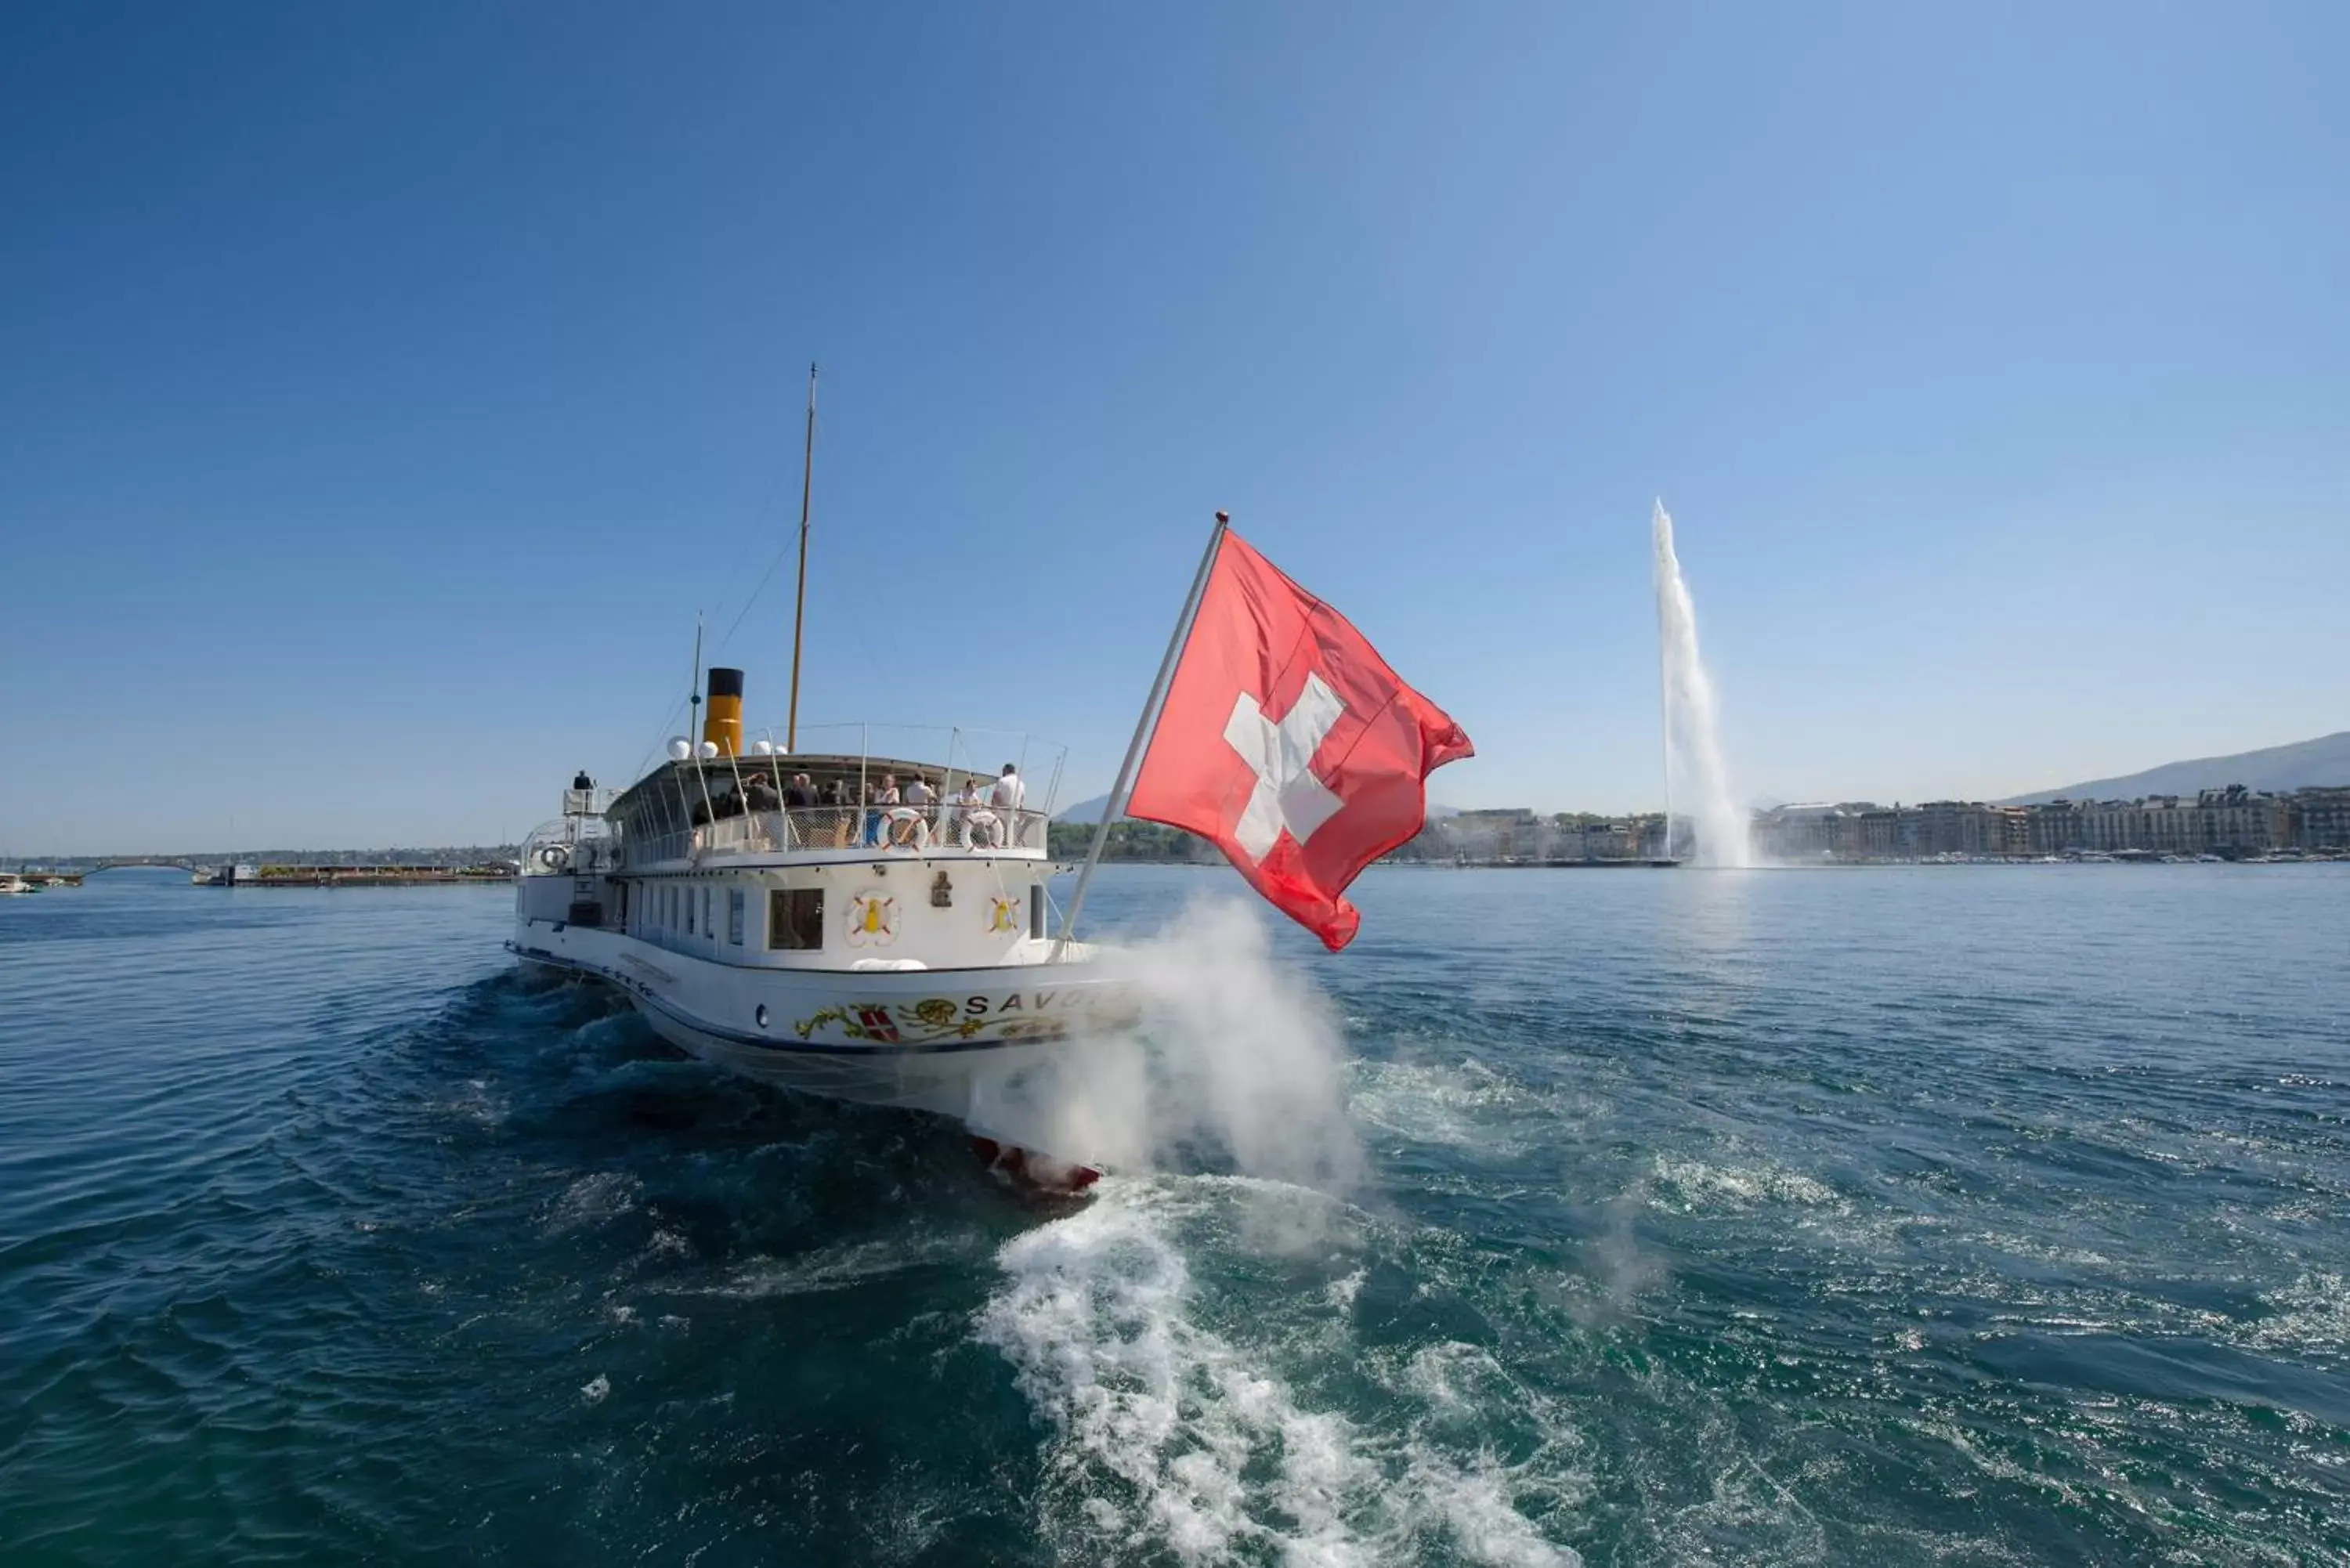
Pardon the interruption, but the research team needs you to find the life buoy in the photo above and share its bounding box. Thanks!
[888,807,928,847]
[964,808,1000,847]
[536,843,571,870]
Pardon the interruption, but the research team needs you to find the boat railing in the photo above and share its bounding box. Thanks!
[520,815,617,877]
[620,805,1054,867]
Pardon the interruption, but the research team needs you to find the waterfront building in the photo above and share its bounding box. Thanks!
[2193,786,2292,854]
[1912,801,1965,856]
[1754,804,1853,860]
[1857,809,1897,858]
[1409,782,2342,865]
[2028,800,2083,854]
[1904,801,2026,858]
[2295,787,2350,850]
[2066,788,2292,856]
[1447,808,1541,862]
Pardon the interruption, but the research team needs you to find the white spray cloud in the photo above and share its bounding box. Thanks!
[968,898,1367,1194]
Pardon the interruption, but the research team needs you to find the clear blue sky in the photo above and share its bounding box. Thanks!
[3,2,2344,853]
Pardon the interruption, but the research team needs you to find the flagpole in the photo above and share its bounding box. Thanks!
[786,363,818,753]
[1052,509,1231,960]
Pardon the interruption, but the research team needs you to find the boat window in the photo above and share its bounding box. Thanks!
[770,888,823,951]
[685,886,696,936]
[1029,883,1045,941]
[728,887,745,946]
[702,887,713,941]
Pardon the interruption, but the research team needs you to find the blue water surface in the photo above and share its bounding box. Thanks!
[2,864,2345,1566]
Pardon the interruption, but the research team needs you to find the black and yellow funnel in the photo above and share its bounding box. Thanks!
[703,667,744,756]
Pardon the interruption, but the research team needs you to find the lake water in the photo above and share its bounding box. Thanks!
[2,864,2345,1565]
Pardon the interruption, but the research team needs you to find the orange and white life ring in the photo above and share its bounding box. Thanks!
[887,807,928,847]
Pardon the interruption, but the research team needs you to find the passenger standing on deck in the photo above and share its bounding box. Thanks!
[988,763,1024,847]
[888,774,934,847]
[954,776,988,847]
[820,779,850,845]
[775,775,811,847]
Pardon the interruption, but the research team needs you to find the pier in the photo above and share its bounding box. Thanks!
[212,865,515,887]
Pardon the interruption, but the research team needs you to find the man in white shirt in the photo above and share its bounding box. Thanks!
[989,764,1025,846]
[989,764,1024,811]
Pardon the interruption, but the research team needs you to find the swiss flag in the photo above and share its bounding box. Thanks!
[1126,530,1472,951]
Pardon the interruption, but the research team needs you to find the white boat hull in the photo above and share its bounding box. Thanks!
[509,919,1133,1151]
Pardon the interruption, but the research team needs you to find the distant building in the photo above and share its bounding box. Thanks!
[1436,809,1544,862]
[2292,786,2350,850]
[2027,800,2083,854]
[2065,786,2291,856]
[1856,808,1897,858]
[1405,779,2345,866]
[1755,804,1830,859]
[1904,800,2026,857]
[2194,786,2291,854]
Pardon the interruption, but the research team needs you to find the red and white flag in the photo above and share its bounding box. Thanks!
[1125,530,1472,951]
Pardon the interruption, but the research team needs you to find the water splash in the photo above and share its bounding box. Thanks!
[1652,501,1752,868]
[961,898,1366,1192]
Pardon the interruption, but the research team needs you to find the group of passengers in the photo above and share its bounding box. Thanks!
[851,764,1026,848]
[697,762,1029,849]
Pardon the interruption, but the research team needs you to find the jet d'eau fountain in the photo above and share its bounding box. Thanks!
[1653,501,1753,868]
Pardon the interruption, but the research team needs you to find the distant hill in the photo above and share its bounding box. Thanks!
[1055,794,1120,826]
[2004,731,2350,804]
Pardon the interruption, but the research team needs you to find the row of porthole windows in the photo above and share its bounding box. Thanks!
[619,879,754,949]
[617,877,823,954]
[616,878,1041,952]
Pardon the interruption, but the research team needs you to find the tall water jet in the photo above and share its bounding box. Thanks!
[1652,500,1752,867]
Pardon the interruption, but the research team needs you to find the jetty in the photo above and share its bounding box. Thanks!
[210,864,515,887]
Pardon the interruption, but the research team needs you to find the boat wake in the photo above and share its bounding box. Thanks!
[975,1175,1583,1566]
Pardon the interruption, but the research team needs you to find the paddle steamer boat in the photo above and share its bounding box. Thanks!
[509,673,1133,1170]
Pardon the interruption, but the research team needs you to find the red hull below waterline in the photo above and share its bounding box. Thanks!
[971,1137,1101,1197]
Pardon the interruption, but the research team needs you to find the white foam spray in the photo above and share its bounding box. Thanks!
[1652,500,1752,868]
[967,898,1367,1195]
